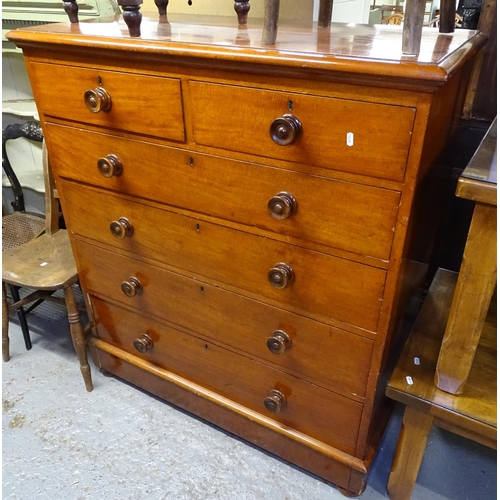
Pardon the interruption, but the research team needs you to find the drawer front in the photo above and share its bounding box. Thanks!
[30,62,185,141]
[90,296,363,455]
[46,123,400,261]
[78,241,373,397]
[64,183,386,332]
[189,81,415,181]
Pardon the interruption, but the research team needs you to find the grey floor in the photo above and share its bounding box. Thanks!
[2,306,497,500]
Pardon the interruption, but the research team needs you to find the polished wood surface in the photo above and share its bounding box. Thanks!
[87,262,374,398]
[7,17,486,84]
[189,81,415,181]
[45,123,400,262]
[387,268,496,500]
[91,297,363,455]
[7,17,484,495]
[63,182,387,332]
[435,119,497,394]
[29,62,185,141]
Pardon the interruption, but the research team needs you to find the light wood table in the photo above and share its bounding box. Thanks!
[386,268,496,500]
[435,118,497,395]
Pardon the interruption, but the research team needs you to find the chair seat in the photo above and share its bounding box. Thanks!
[2,230,78,289]
[2,212,45,252]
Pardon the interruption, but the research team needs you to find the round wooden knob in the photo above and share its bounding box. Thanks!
[264,389,287,414]
[268,263,294,289]
[121,277,142,297]
[267,330,291,354]
[84,87,112,113]
[110,217,134,239]
[97,154,123,178]
[268,192,297,220]
[133,333,154,353]
[270,114,302,146]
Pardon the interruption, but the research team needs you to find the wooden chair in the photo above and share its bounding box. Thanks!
[2,141,93,392]
[381,13,404,25]
[2,121,46,351]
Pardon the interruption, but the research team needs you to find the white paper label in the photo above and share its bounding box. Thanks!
[406,376,414,385]
[414,357,420,365]
[346,132,354,147]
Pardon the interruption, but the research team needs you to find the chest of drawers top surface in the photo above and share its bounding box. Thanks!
[7,15,484,83]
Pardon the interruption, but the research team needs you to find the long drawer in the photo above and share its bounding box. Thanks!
[64,182,386,332]
[45,123,400,261]
[78,241,374,397]
[189,81,415,181]
[90,296,363,455]
[29,62,185,141]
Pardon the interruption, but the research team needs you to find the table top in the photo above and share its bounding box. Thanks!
[457,118,497,205]
[387,269,496,441]
[6,15,487,85]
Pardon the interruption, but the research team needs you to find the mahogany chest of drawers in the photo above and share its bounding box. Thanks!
[8,17,485,495]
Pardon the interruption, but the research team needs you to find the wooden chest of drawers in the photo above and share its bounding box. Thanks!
[8,17,485,495]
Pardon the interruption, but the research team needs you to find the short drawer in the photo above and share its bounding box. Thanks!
[46,123,400,261]
[189,81,415,181]
[79,244,374,397]
[90,296,363,455]
[30,62,185,141]
[64,183,386,332]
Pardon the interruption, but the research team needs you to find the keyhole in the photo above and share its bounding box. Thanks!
[287,100,293,111]
[98,76,103,86]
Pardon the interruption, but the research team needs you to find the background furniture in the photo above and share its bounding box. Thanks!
[2,142,93,392]
[386,121,497,499]
[2,121,45,350]
[386,269,496,500]
[435,118,496,395]
[8,17,485,496]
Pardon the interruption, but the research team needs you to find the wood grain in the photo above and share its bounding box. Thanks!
[45,122,400,262]
[79,244,374,398]
[63,182,387,332]
[29,62,185,141]
[89,303,363,455]
[189,81,415,182]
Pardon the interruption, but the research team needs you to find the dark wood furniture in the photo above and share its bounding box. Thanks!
[386,268,496,500]
[435,118,497,395]
[7,17,485,496]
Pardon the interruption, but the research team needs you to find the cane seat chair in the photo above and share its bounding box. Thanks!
[2,140,93,392]
[2,121,46,350]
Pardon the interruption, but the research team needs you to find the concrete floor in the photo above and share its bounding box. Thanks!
[2,309,497,500]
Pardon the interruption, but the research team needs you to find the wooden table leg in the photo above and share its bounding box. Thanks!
[318,0,333,27]
[387,406,434,500]
[262,0,279,44]
[435,203,497,394]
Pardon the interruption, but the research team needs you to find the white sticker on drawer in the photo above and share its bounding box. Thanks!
[346,132,354,147]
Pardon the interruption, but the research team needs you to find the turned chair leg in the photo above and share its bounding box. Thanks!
[64,285,93,392]
[2,282,10,362]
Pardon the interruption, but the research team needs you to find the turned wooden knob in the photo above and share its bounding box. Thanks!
[133,333,154,353]
[121,277,142,297]
[110,217,134,239]
[97,154,123,177]
[268,263,294,289]
[264,389,287,413]
[268,192,297,220]
[270,114,302,146]
[267,330,291,354]
[84,87,112,113]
